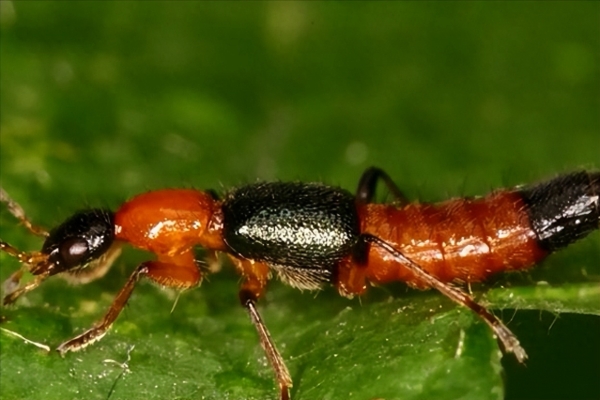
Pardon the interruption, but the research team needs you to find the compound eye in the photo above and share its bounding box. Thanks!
[42,209,115,274]
[59,237,90,267]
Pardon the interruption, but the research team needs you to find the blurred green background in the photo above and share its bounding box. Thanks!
[1,2,598,400]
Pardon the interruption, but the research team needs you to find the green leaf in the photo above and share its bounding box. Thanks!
[1,2,599,400]
[1,250,598,400]
[484,283,600,315]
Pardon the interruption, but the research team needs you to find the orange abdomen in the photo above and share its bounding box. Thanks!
[359,190,548,287]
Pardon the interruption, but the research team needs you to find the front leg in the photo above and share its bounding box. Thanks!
[57,250,200,354]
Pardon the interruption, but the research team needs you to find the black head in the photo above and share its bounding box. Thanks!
[41,209,115,275]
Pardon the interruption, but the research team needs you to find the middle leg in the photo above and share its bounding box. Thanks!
[229,255,293,400]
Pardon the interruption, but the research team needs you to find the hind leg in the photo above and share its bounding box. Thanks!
[356,167,408,205]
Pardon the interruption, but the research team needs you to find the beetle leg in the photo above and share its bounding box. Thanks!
[56,250,200,354]
[356,166,408,205]
[231,256,292,400]
[361,233,528,363]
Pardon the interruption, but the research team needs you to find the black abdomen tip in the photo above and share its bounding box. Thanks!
[520,171,599,252]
